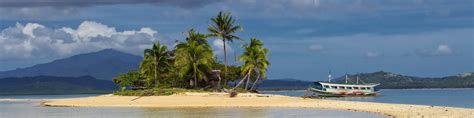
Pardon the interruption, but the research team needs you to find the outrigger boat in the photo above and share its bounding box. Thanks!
[308,73,380,97]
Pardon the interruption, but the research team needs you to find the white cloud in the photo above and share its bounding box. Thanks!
[433,44,452,55]
[21,23,45,38]
[76,21,116,39]
[212,39,232,55]
[308,44,324,51]
[0,21,162,61]
[366,51,381,58]
[138,27,157,37]
[415,44,454,57]
[288,0,320,9]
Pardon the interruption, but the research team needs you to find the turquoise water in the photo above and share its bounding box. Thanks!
[3,89,470,117]
[262,88,474,108]
[0,94,387,118]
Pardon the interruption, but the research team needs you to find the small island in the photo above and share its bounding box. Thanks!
[107,11,270,96]
[42,11,474,118]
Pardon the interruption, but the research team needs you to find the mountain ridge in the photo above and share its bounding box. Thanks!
[0,49,142,80]
[332,71,474,89]
[259,71,474,90]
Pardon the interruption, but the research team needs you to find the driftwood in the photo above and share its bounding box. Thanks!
[222,88,238,98]
[229,91,238,98]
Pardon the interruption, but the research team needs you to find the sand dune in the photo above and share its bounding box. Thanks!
[43,93,474,118]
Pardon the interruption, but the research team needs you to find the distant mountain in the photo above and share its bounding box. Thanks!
[333,71,474,89]
[256,72,474,90]
[0,49,142,80]
[0,76,117,95]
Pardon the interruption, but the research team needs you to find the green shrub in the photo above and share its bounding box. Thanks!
[113,88,209,96]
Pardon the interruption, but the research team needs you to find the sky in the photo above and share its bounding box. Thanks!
[0,0,473,81]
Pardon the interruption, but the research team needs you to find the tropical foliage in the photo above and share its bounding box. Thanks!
[234,37,270,91]
[175,29,214,88]
[113,11,270,95]
[208,11,242,87]
[140,42,174,88]
[112,70,142,91]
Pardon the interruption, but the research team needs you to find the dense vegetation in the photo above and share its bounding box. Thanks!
[112,11,270,95]
[0,76,117,95]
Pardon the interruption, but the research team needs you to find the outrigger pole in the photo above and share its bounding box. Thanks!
[328,70,332,82]
[345,73,348,84]
[356,75,359,84]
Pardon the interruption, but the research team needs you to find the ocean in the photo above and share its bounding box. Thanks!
[1,88,472,117]
[261,88,474,108]
[0,94,386,118]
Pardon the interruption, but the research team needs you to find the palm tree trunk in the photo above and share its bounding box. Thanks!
[222,39,228,87]
[194,76,198,88]
[250,74,261,91]
[193,65,198,88]
[245,72,251,90]
[233,70,251,89]
[245,68,256,90]
[233,75,247,89]
[217,74,222,90]
[154,65,158,87]
[154,54,159,87]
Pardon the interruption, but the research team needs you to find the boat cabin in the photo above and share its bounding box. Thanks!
[311,82,380,96]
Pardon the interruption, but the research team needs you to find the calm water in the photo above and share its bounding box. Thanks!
[262,88,474,108]
[0,94,387,118]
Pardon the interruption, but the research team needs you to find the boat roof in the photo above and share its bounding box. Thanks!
[316,81,380,87]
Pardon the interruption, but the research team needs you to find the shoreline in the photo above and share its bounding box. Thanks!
[42,93,474,118]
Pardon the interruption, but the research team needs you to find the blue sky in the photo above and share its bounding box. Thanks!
[0,0,473,80]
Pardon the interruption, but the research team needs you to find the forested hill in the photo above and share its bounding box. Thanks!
[333,71,474,89]
[1,71,472,95]
[0,49,142,80]
[258,72,474,90]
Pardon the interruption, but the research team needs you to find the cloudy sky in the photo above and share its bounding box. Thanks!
[0,0,473,80]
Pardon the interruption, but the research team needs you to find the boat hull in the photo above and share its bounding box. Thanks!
[309,82,380,97]
[309,88,377,97]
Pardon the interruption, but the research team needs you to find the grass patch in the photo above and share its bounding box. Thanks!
[113,88,209,96]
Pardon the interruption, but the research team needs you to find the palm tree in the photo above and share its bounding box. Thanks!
[250,46,269,91]
[234,37,270,91]
[140,42,173,88]
[175,29,214,88]
[208,11,241,87]
[187,29,209,45]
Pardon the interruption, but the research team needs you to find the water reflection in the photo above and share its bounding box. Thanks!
[141,107,267,117]
[139,107,386,118]
[0,101,387,118]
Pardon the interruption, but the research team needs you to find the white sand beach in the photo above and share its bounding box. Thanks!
[42,93,474,118]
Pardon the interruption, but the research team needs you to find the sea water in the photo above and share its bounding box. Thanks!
[261,88,474,108]
[0,94,388,118]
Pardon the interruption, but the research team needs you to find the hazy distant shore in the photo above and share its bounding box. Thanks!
[42,93,474,118]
